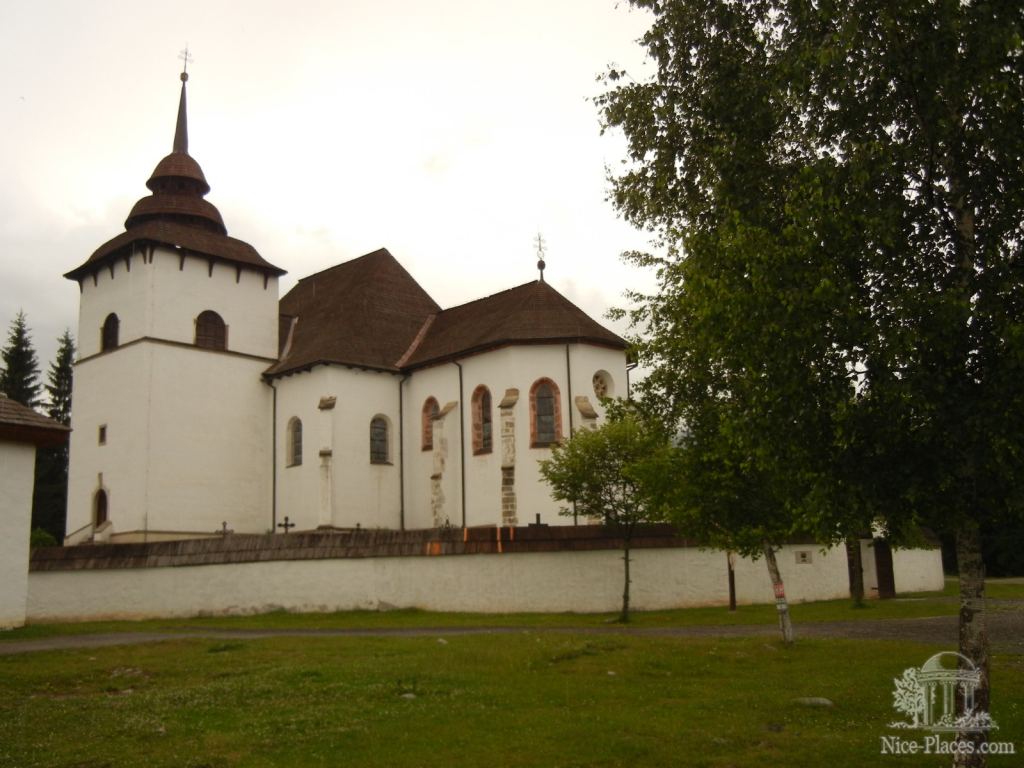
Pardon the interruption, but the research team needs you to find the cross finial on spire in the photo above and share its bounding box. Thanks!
[179,46,193,81]
[173,48,192,154]
[535,233,547,282]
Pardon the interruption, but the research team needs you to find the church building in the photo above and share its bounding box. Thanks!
[62,70,628,545]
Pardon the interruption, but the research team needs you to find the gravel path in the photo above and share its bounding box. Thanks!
[1,606,1021,656]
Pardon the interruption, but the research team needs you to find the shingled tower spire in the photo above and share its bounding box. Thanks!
[173,47,192,154]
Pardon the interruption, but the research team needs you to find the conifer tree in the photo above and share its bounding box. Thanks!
[0,311,41,408]
[32,330,75,542]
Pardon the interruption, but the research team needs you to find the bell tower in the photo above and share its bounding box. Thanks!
[63,62,285,543]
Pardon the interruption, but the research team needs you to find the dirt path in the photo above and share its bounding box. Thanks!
[1,607,1021,656]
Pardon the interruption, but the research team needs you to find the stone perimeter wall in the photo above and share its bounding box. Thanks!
[26,525,945,622]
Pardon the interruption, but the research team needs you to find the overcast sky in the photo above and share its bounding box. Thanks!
[1,0,658,372]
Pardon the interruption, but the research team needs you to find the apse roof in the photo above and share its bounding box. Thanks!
[266,249,627,377]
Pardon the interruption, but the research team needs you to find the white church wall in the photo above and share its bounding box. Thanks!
[76,248,279,360]
[0,442,35,629]
[27,542,886,622]
[66,342,273,541]
[401,343,629,530]
[275,366,403,531]
[403,365,460,529]
[66,344,154,538]
[144,344,273,534]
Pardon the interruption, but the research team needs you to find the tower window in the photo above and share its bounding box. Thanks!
[422,397,440,451]
[530,378,562,447]
[101,313,119,352]
[472,385,492,455]
[195,310,227,350]
[370,416,390,464]
[286,417,302,467]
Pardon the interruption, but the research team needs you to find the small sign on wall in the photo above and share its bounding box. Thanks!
[795,550,812,565]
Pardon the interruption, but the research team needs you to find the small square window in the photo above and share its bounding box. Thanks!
[795,550,812,565]
[98,425,107,445]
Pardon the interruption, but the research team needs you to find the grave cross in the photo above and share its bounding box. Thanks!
[217,521,234,536]
[277,516,295,534]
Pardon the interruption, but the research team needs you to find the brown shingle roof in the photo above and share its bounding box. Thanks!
[265,249,441,375]
[65,220,285,281]
[266,251,627,377]
[0,395,70,447]
[402,280,627,368]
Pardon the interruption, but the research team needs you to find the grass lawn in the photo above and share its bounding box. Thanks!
[1,578,1022,768]
[1,634,1021,767]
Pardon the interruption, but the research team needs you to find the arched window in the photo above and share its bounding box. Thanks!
[472,385,492,455]
[287,417,302,467]
[422,397,440,451]
[530,378,562,447]
[195,310,227,350]
[101,313,119,352]
[94,489,108,526]
[370,416,390,464]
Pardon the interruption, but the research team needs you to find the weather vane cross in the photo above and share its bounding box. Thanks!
[179,46,194,75]
[535,233,547,282]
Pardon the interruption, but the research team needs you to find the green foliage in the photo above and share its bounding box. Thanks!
[0,310,41,408]
[599,2,1024,558]
[31,330,74,543]
[539,405,671,531]
[29,528,58,548]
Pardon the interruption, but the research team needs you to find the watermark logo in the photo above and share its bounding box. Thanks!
[889,652,995,733]
[881,652,1015,758]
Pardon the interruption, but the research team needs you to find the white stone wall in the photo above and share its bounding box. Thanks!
[76,247,278,359]
[25,543,945,623]
[66,340,274,539]
[403,343,628,529]
[0,442,36,629]
[275,366,403,530]
[893,546,946,594]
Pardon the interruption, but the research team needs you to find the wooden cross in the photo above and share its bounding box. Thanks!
[277,516,295,534]
[217,521,234,536]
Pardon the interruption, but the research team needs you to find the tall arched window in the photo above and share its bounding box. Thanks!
[94,489,108,526]
[530,378,562,447]
[370,416,390,464]
[195,310,227,350]
[287,417,302,467]
[101,313,119,352]
[422,397,440,451]
[472,385,492,455]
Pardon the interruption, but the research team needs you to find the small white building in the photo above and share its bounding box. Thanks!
[0,395,68,629]
[62,71,628,544]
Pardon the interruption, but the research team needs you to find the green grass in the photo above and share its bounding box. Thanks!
[1,633,1021,767]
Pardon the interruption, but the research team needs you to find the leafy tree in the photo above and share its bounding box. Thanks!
[600,1,1023,743]
[539,406,671,622]
[32,330,75,542]
[0,311,41,408]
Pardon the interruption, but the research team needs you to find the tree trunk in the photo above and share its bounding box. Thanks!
[847,536,865,607]
[763,542,794,645]
[620,543,631,623]
[954,519,989,768]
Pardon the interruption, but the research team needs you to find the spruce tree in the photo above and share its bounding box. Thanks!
[32,330,75,542]
[0,311,41,408]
